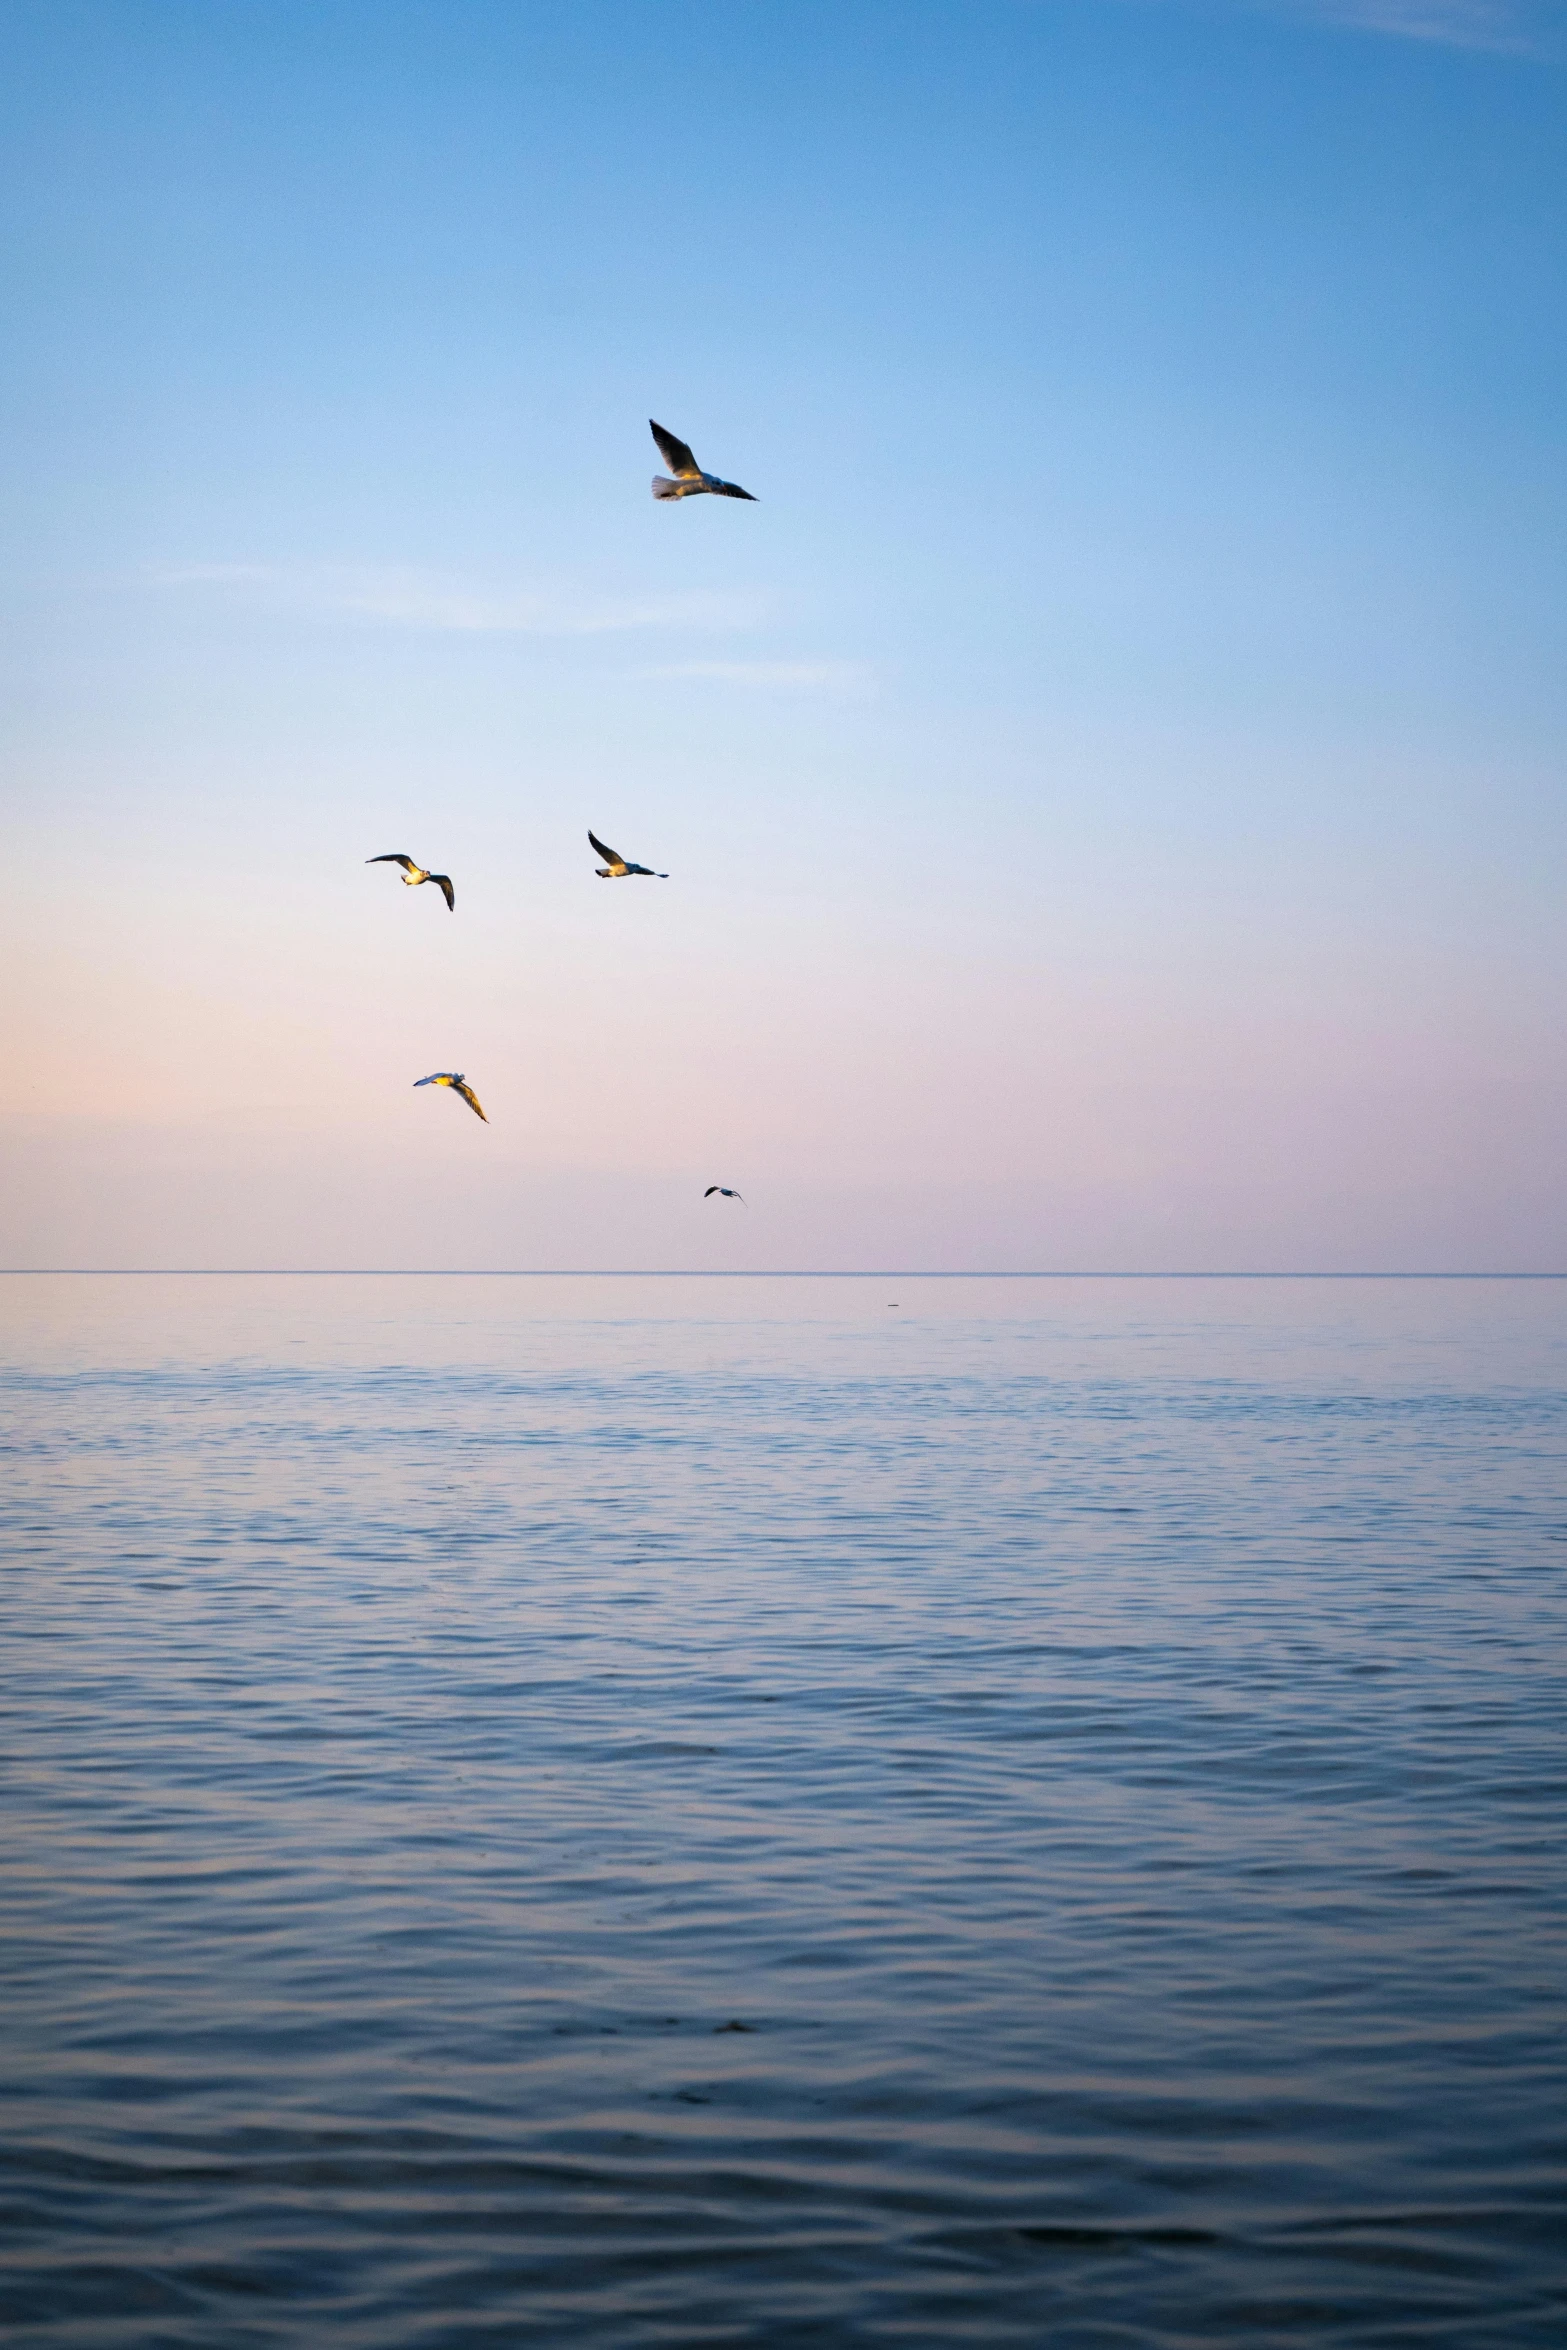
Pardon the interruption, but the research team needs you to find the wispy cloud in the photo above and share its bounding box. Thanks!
[149,562,756,636]
[637,658,875,693]
[1244,0,1555,51]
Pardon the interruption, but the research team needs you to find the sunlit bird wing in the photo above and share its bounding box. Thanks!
[588,828,625,869]
[650,420,700,478]
[430,873,455,911]
[368,854,418,872]
[414,1072,486,1121]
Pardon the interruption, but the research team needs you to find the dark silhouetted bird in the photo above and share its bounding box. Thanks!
[704,1186,745,1203]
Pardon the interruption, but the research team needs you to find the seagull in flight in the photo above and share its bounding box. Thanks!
[589,829,667,879]
[704,1186,745,1204]
[367,854,454,911]
[650,420,756,503]
[414,1071,488,1122]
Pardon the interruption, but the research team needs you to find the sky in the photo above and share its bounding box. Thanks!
[2,0,1563,1271]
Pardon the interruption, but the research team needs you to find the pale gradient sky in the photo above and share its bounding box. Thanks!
[3,0,1564,1269]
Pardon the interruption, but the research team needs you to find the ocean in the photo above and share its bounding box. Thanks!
[1,1273,1562,2346]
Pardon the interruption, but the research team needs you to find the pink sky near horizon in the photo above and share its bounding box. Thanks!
[8,827,1561,1269]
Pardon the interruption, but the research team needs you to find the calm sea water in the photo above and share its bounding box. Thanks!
[1,1273,1563,2347]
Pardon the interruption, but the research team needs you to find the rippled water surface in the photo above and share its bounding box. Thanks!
[2,1273,1563,2347]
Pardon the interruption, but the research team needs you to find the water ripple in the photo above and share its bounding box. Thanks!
[1,1274,1563,2346]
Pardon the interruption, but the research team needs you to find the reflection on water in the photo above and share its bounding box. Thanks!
[1,1276,1563,2345]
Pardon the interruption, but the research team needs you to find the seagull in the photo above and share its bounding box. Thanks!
[589,829,666,879]
[414,1072,487,1122]
[367,854,454,911]
[704,1186,745,1203]
[650,420,756,503]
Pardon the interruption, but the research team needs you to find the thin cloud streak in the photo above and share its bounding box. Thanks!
[1243,0,1556,52]
[149,563,758,636]
[637,658,876,693]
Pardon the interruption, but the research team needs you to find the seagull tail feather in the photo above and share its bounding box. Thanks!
[651,476,684,500]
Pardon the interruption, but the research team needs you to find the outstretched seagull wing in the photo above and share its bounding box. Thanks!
[710,477,757,501]
[650,420,701,478]
[588,828,622,866]
[414,1072,487,1121]
[704,1185,719,1196]
[430,873,455,911]
[368,853,417,871]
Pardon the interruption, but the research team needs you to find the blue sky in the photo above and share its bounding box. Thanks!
[3,0,1563,1267]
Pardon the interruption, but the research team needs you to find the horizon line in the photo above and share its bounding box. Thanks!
[2,1269,1563,1282]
